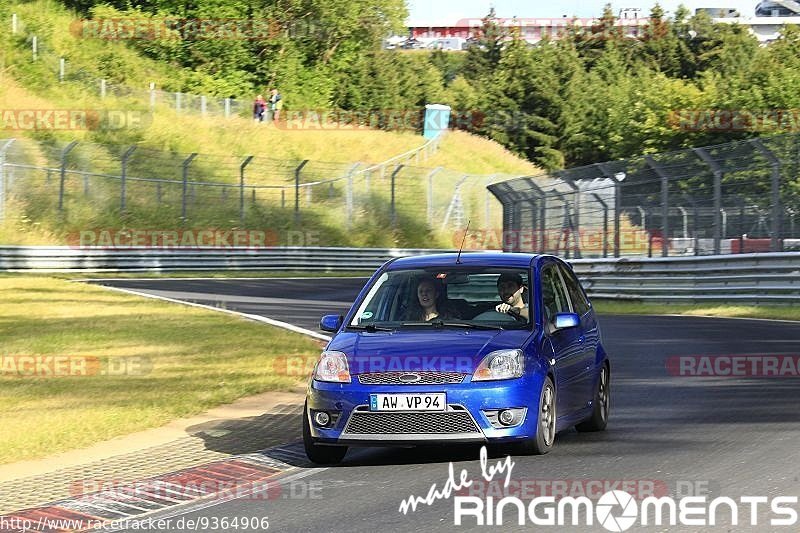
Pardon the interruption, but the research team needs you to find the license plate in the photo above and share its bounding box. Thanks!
[369,393,446,411]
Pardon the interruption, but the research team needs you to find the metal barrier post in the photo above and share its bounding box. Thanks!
[239,156,254,225]
[426,167,442,226]
[644,156,671,257]
[592,193,609,257]
[58,141,78,211]
[346,163,360,228]
[120,146,137,211]
[0,139,16,223]
[693,147,723,255]
[181,153,197,222]
[750,139,783,252]
[294,160,309,223]
[390,165,404,226]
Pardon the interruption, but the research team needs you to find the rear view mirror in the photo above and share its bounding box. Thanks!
[320,314,343,332]
[553,312,580,331]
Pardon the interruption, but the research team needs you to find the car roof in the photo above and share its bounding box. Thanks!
[387,252,543,270]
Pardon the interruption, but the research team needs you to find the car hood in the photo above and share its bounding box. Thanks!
[327,329,532,375]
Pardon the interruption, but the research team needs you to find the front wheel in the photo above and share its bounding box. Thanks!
[515,376,556,455]
[302,402,348,465]
[576,364,610,432]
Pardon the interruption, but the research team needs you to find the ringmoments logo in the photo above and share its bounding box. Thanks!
[397,447,799,529]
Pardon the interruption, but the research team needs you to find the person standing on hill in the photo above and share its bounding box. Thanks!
[253,94,266,122]
[269,88,283,121]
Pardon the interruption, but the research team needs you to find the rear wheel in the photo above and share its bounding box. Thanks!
[302,402,348,465]
[515,376,556,455]
[576,364,610,432]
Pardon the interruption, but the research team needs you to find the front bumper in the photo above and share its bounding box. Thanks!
[306,374,544,446]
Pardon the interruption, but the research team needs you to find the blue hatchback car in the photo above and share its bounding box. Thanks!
[303,253,610,464]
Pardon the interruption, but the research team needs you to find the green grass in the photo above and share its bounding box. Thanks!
[0,276,323,465]
[592,300,800,321]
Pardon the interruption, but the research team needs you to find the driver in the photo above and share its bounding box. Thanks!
[495,272,529,320]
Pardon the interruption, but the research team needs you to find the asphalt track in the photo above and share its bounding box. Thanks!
[89,277,800,532]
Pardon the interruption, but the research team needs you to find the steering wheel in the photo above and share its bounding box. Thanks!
[472,310,526,323]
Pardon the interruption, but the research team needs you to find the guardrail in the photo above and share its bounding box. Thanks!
[1,247,798,304]
[0,246,458,273]
[571,252,800,304]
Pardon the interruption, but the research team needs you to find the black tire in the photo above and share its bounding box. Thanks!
[302,402,348,465]
[576,363,610,432]
[515,376,556,455]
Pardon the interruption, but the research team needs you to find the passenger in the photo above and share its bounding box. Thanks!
[495,272,529,320]
[405,275,459,321]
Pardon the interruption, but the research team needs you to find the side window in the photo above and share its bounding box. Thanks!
[540,265,570,324]
[560,265,591,316]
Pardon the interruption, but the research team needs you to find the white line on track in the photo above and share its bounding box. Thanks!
[96,284,333,342]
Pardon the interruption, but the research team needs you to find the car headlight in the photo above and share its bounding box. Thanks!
[472,349,524,381]
[313,351,351,383]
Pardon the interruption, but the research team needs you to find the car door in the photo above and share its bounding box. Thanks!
[540,261,586,416]
[558,262,598,411]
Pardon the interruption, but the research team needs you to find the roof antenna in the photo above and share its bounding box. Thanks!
[456,220,471,264]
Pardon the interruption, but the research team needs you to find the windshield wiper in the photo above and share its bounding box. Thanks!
[346,323,395,332]
[403,320,504,331]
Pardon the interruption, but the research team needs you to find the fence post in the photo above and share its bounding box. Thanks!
[11,13,17,34]
[120,146,136,212]
[181,153,197,223]
[59,58,65,82]
[693,147,723,255]
[390,165,404,226]
[426,167,442,226]
[345,163,360,229]
[592,193,609,258]
[57,141,78,211]
[294,159,309,223]
[749,139,783,252]
[31,35,37,61]
[596,163,624,257]
[0,139,16,223]
[224,98,231,118]
[149,83,156,110]
[239,155,254,225]
[645,156,671,257]
[200,96,207,116]
[484,175,497,229]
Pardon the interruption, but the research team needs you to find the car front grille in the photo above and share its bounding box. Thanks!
[343,410,480,435]
[357,371,467,385]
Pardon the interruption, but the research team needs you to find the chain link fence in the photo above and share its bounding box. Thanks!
[489,133,800,257]
[0,135,515,245]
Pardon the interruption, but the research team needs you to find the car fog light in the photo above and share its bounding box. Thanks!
[314,411,331,427]
[498,409,516,426]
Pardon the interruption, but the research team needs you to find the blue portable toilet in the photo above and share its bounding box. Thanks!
[423,104,451,139]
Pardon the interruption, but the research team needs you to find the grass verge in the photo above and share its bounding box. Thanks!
[592,300,800,321]
[0,276,322,465]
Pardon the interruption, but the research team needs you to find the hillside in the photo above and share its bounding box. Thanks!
[0,1,539,248]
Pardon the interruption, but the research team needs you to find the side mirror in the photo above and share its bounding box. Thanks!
[319,314,343,332]
[553,312,580,331]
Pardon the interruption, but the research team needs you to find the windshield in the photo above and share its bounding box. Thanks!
[349,267,531,329]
